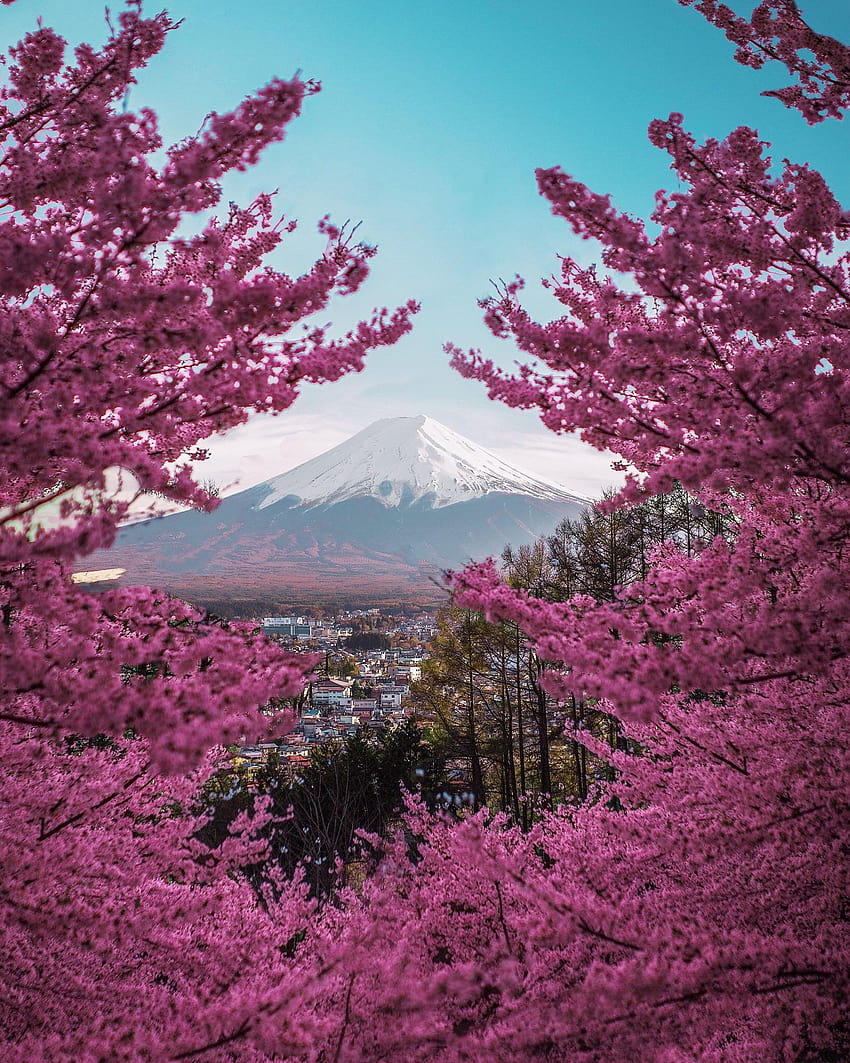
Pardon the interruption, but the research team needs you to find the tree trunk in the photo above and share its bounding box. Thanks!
[529,652,552,803]
[515,625,528,829]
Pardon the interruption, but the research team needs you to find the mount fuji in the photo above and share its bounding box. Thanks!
[88,416,586,608]
[257,416,581,510]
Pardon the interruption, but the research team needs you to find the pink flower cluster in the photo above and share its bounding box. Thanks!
[678,0,850,122]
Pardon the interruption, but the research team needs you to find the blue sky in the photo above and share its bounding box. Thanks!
[5,0,849,496]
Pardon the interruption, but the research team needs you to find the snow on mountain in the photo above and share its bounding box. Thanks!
[256,415,583,511]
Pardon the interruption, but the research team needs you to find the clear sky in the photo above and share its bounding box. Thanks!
[5,0,849,498]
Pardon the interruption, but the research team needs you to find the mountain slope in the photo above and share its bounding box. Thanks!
[86,416,587,607]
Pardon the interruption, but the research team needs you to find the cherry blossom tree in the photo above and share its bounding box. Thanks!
[0,4,415,1058]
[421,1,849,1057]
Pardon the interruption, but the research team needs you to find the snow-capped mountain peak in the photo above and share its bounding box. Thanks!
[256,415,583,511]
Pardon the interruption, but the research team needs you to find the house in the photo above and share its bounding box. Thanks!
[377,686,405,709]
[312,679,353,706]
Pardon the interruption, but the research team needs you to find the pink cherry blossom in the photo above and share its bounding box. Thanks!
[2,1,848,1060]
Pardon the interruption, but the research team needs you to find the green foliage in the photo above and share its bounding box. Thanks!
[414,487,726,821]
[544,483,734,601]
[344,631,391,652]
[325,653,358,678]
[201,720,447,898]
